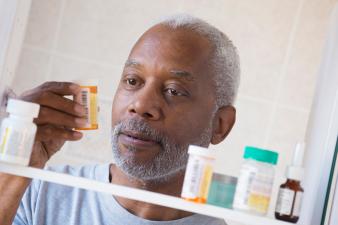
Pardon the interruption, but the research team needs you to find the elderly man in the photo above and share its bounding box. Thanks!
[0,14,239,225]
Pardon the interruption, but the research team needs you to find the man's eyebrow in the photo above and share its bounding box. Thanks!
[170,70,195,81]
[124,60,195,81]
[124,59,141,68]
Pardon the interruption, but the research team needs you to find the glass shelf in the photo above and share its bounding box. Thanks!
[0,161,296,225]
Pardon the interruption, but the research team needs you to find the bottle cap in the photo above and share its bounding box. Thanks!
[73,79,98,87]
[286,142,305,180]
[286,166,304,181]
[188,145,215,159]
[243,146,279,165]
[212,173,238,184]
[7,99,40,118]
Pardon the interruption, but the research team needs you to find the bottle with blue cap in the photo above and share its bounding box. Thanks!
[0,99,40,165]
[233,146,279,215]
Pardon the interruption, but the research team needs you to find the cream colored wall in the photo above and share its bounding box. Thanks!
[9,0,337,220]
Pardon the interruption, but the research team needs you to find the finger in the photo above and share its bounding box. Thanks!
[39,81,81,96]
[35,92,86,117]
[35,106,87,128]
[35,125,83,142]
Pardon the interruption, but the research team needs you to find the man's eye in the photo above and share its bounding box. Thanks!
[126,78,137,86]
[165,88,183,96]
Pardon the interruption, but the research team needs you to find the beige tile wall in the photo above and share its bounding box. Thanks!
[9,0,337,220]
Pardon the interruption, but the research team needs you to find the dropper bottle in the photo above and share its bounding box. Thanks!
[275,142,305,223]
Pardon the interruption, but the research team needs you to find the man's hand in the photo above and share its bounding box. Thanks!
[20,81,87,168]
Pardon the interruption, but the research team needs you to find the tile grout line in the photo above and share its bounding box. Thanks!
[43,0,67,156]
[238,94,310,114]
[23,43,123,69]
[262,0,306,147]
[44,0,67,81]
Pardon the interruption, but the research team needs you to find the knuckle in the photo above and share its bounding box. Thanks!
[41,81,65,91]
[55,82,65,89]
[40,91,51,101]
[38,107,46,117]
[41,81,54,89]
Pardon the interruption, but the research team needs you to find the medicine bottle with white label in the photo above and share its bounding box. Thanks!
[233,146,279,215]
[181,145,215,203]
[0,99,40,166]
[275,142,305,223]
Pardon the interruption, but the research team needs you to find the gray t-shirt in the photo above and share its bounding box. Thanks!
[14,164,226,225]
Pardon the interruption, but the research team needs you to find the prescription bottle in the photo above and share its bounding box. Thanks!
[181,145,215,203]
[233,146,278,215]
[74,79,98,130]
[0,99,40,165]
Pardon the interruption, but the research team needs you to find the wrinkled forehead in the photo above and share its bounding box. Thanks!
[127,24,213,77]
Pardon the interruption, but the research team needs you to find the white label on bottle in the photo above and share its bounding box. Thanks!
[181,157,204,199]
[0,126,35,165]
[293,192,303,216]
[233,164,257,210]
[80,88,90,126]
[276,188,295,215]
[0,127,11,154]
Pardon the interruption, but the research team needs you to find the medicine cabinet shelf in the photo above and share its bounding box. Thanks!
[0,162,295,225]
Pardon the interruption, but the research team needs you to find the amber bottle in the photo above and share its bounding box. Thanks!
[275,142,305,223]
[275,179,304,223]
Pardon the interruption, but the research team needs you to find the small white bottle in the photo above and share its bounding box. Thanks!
[0,99,40,166]
[181,145,215,203]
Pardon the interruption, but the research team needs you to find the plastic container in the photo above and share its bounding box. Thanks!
[181,145,215,203]
[233,146,279,215]
[207,173,237,208]
[73,79,98,130]
[0,99,40,165]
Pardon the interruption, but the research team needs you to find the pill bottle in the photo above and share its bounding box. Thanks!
[73,79,98,130]
[275,142,305,223]
[0,99,40,165]
[233,146,279,215]
[207,173,237,209]
[181,145,215,203]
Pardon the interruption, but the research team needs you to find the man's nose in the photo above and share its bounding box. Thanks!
[127,86,163,120]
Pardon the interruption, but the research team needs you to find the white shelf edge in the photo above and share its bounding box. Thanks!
[0,162,297,225]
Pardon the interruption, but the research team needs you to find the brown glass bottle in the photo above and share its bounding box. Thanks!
[275,179,304,223]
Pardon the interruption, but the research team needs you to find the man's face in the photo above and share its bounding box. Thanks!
[111,25,217,181]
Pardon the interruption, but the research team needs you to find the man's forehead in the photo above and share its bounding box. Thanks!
[124,25,213,82]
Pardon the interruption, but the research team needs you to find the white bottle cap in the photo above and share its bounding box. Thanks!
[7,99,40,118]
[286,142,305,181]
[188,145,215,158]
[73,79,98,86]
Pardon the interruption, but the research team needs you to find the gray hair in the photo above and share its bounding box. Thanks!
[158,14,240,108]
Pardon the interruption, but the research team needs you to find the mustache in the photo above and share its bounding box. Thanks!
[113,118,168,146]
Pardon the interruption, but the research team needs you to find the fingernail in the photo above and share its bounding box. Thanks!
[75,118,87,125]
[73,132,83,138]
[70,84,80,91]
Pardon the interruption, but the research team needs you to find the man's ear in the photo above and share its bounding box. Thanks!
[211,105,236,145]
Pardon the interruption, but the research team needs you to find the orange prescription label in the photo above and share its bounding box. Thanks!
[181,151,214,204]
[76,85,98,130]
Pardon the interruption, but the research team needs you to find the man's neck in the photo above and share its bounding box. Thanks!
[109,164,193,221]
